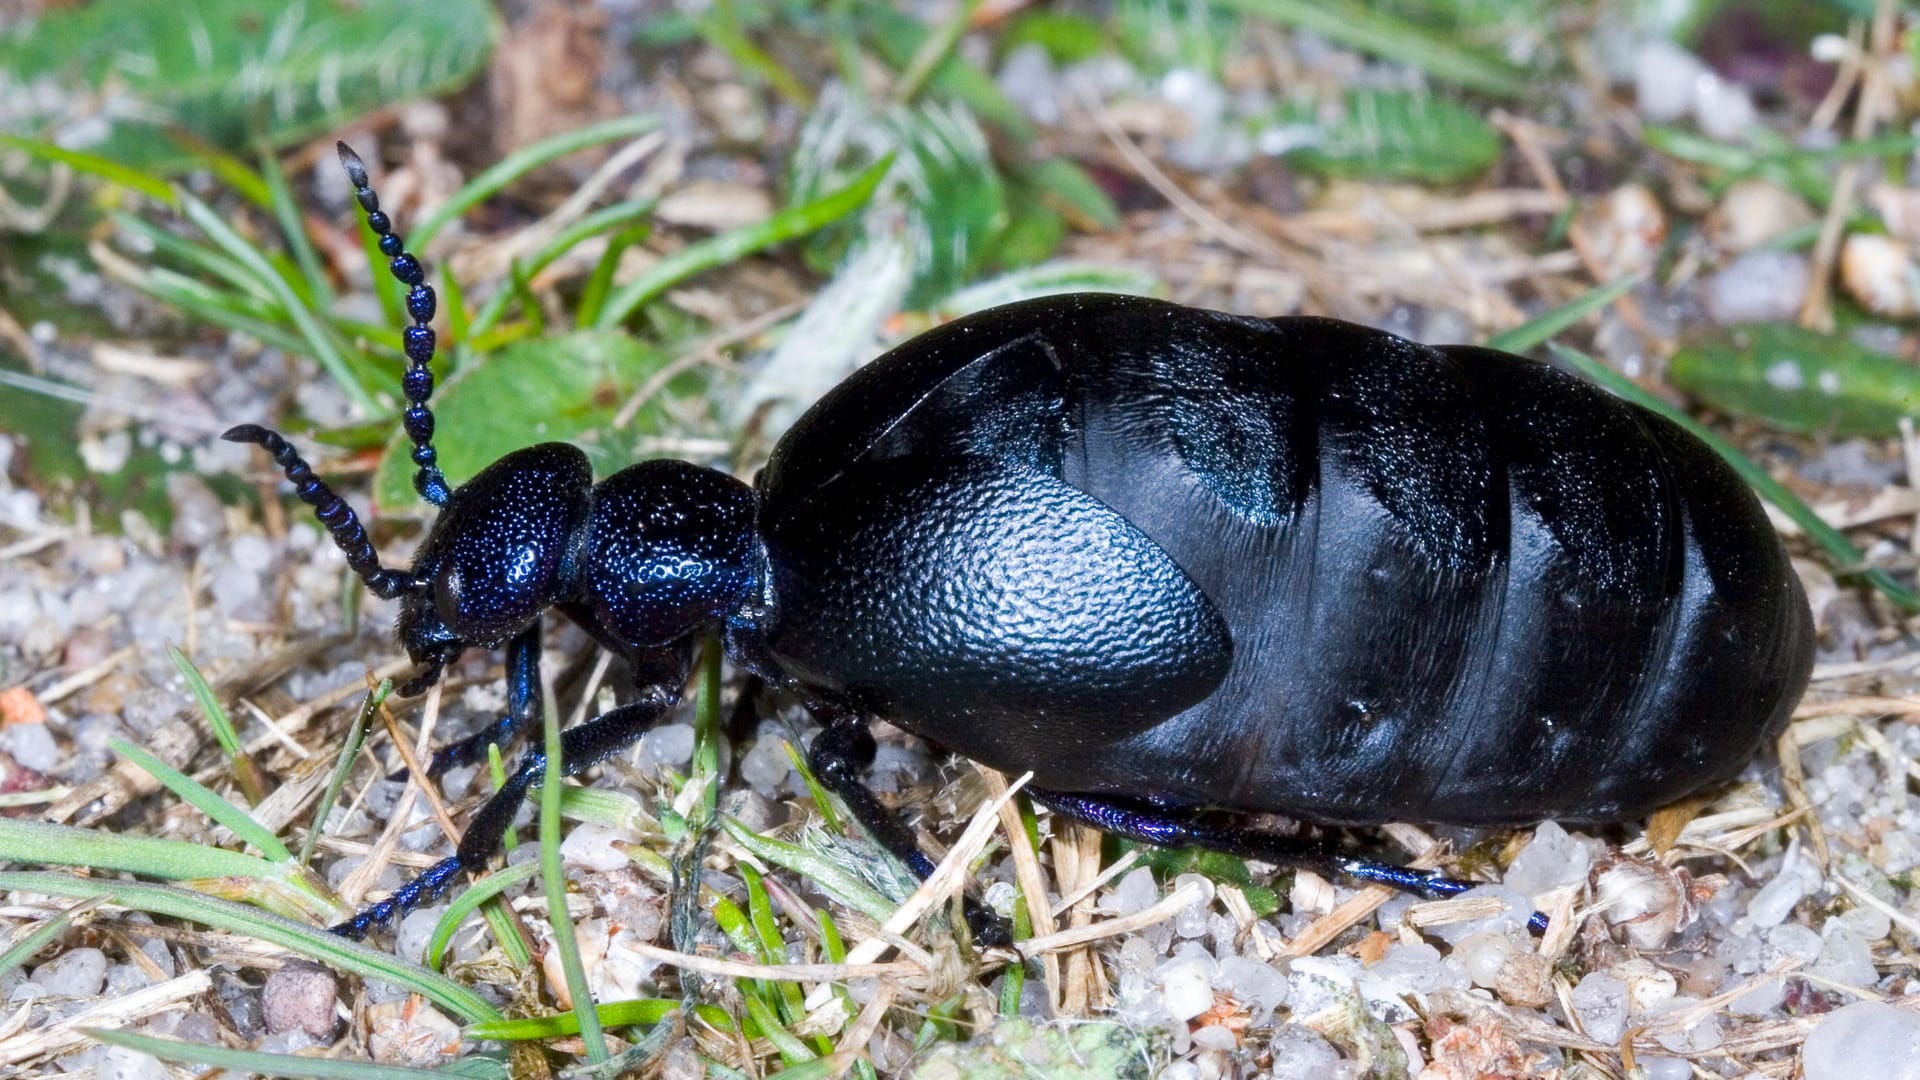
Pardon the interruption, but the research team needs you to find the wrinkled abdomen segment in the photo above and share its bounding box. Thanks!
[1059,321,1811,825]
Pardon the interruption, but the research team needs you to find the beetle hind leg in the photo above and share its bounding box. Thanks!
[1027,788,1550,935]
[808,720,1012,947]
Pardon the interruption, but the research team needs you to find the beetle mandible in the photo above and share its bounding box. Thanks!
[227,145,1814,942]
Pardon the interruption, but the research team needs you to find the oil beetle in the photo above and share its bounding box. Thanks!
[227,144,1813,943]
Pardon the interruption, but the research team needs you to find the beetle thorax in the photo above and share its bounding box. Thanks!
[578,459,764,649]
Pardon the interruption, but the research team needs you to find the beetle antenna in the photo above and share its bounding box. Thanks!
[221,424,418,599]
[336,141,451,508]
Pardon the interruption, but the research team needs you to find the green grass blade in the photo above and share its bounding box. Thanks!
[721,820,895,922]
[0,871,500,1022]
[539,695,610,1063]
[1551,343,1920,612]
[86,1028,506,1080]
[112,213,279,304]
[1208,0,1527,99]
[1483,274,1644,355]
[0,819,335,918]
[573,224,647,330]
[0,134,176,202]
[411,115,661,250]
[178,193,382,414]
[261,144,333,308]
[468,199,658,338]
[464,998,738,1040]
[164,646,266,804]
[426,859,540,971]
[593,155,893,329]
[108,738,290,861]
[894,0,981,104]
[0,903,91,980]
[300,679,389,868]
[693,1,812,107]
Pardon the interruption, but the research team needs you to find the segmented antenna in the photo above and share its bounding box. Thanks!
[336,141,451,507]
[221,424,417,599]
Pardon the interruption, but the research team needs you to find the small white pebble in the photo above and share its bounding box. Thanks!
[1102,867,1158,915]
[1503,821,1594,898]
[395,907,447,964]
[638,724,696,771]
[1453,931,1517,989]
[739,737,792,794]
[1633,40,1708,121]
[5,722,60,772]
[1159,958,1215,1022]
[561,823,630,873]
[33,948,107,996]
[1190,1024,1237,1051]
[1804,1002,1920,1080]
[1638,1057,1692,1080]
[1703,251,1810,325]
[1571,971,1628,1044]
[97,1046,168,1080]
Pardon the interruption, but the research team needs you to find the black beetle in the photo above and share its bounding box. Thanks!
[228,145,1813,942]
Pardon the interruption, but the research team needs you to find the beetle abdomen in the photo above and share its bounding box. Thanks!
[761,295,1813,826]
[1057,307,1811,824]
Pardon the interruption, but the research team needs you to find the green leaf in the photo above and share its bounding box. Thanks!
[0,818,337,922]
[0,0,497,172]
[1000,10,1110,65]
[371,331,694,511]
[1258,90,1502,184]
[410,115,660,251]
[1115,0,1241,77]
[465,998,738,1040]
[1020,158,1121,232]
[1212,0,1528,98]
[857,2,1033,140]
[1670,323,1920,438]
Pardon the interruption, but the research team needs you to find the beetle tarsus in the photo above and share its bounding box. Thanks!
[1026,788,1552,933]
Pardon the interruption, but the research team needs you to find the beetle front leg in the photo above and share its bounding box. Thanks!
[1027,788,1550,934]
[808,720,1012,947]
[333,677,684,940]
[389,625,543,783]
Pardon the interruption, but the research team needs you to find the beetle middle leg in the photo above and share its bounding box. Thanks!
[807,719,1013,946]
[333,655,687,940]
[1027,788,1551,934]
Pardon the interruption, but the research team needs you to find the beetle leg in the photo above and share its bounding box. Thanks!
[808,721,1013,947]
[390,625,542,782]
[332,677,684,940]
[1027,788,1550,934]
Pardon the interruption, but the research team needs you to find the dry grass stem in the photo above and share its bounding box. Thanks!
[0,970,213,1066]
[841,772,1027,968]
